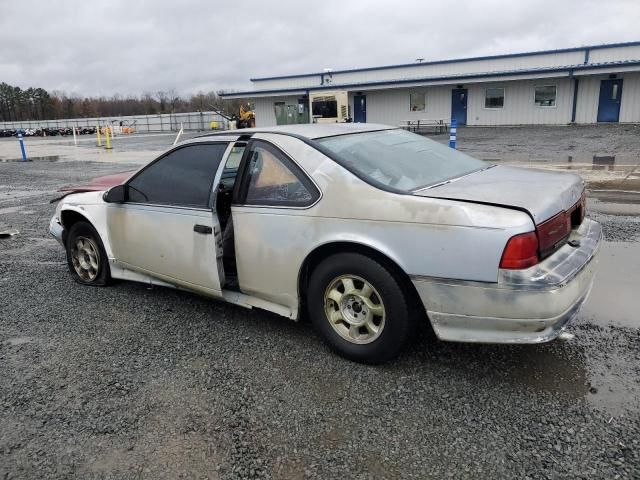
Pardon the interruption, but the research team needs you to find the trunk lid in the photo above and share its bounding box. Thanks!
[414,165,584,224]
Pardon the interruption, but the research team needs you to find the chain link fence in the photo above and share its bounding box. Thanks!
[0,111,229,133]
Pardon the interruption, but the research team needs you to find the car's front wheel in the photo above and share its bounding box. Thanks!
[65,221,111,286]
[308,252,413,364]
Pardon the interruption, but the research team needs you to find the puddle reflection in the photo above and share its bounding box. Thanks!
[0,155,60,163]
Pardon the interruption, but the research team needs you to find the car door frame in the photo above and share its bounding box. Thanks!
[231,138,322,209]
[106,140,236,296]
[227,137,322,305]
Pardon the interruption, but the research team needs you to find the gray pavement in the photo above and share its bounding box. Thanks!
[1,126,639,479]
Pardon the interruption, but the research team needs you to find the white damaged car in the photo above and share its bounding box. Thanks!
[50,124,601,363]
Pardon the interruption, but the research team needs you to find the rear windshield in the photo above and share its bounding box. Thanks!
[317,129,488,191]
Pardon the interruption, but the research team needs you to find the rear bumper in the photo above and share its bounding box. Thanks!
[412,218,602,344]
[49,216,65,246]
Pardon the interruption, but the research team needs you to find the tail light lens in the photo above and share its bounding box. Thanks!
[537,211,571,256]
[500,231,539,269]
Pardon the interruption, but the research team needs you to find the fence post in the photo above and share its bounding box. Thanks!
[17,132,28,161]
[449,118,457,149]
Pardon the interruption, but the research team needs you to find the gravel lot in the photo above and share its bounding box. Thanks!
[1,130,640,479]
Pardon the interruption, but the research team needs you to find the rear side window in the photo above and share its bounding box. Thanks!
[128,143,228,207]
[241,141,319,207]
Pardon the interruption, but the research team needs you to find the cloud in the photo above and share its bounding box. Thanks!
[0,0,638,96]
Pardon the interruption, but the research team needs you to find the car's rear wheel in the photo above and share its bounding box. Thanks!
[65,221,111,286]
[308,252,413,364]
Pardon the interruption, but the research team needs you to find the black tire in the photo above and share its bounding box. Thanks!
[307,252,413,364]
[65,221,111,286]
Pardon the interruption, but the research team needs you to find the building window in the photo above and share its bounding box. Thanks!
[312,96,338,118]
[410,92,426,112]
[485,88,505,109]
[535,85,556,107]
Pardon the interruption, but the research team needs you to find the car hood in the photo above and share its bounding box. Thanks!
[58,170,136,193]
[414,165,585,224]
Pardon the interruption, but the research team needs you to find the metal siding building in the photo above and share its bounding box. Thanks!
[222,42,640,127]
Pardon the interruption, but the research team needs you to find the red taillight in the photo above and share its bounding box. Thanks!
[500,231,539,269]
[537,211,571,254]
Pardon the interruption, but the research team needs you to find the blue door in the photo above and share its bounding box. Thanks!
[353,94,366,123]
[451,88,468,125]
[597,79,623,122]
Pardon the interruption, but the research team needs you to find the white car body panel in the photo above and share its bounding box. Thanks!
[50,124,601,344]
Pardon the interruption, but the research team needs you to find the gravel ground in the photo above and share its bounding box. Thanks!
[453,124,640,160]
[2,150,640,478]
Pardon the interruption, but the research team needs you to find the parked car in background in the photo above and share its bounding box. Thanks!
[49,124,601,363]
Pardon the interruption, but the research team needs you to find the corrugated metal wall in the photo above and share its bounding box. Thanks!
[466,78,574,125]
[356,87,451,126]
[248,43,640,127]
[251,51,592,90]
[619,73,640,122]
[574,73,640,123]
[351,79,574,126]
[574,76,603,123]
[329,51,585,86]
[589,45,640,63]
[258,74,640,127]
[250,75,320,90]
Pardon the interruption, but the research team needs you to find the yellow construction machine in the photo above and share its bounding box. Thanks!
[236,103,256,128]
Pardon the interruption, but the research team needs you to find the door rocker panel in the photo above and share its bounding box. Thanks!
[109,259,296,320]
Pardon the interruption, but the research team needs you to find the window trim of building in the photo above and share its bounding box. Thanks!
[534,84,558,108]
[484,87,505,110]
[409,92,426,112]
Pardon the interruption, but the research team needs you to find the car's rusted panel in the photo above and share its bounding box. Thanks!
[59,171,135,193]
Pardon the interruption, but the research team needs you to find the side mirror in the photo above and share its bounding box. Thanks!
[103,184,126,203]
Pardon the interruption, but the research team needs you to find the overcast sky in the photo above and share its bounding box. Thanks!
[1,0,638,97]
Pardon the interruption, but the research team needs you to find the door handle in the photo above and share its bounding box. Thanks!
[193,224,212,234]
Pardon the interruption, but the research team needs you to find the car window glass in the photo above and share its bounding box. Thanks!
[220,145,245,189]
[244,143,316,206]
[318,129,487,191]
[128,143,227,207]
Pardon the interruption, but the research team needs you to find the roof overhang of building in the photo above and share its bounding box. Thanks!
[219,60,640,99]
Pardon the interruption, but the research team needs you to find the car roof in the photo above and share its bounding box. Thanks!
[197,123,397,140]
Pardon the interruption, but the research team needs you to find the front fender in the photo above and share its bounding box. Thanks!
[57,194,113,258]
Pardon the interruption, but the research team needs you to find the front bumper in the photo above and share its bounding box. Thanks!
[49,216,65,246]
[412,218,602,343]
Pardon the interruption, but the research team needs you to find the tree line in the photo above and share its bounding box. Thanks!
[0,83,244,122]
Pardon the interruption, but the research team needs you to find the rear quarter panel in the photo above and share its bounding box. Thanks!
[233,134,534,315]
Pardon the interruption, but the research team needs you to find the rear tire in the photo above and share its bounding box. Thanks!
[65,221,111,286]
[307,252,413,364]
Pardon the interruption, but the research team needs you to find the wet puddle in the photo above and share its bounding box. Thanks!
[483,152,639,170]
[0,229,19,238]
[0,155,60,163]
[581,241,640,329]
[500,240,640,416]
[2,336,33,346]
